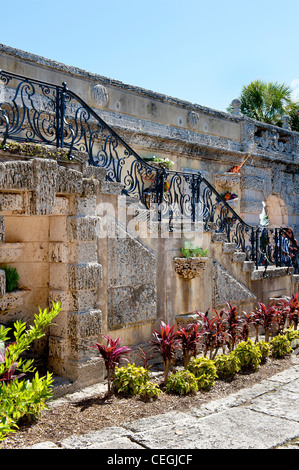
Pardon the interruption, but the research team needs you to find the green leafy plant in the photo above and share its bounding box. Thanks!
[166,370,198,395]
[0,302,61,441]
[139,381,162,401]
[150,321,180,383]
[283,327,299,345]
[143,156,174,169]
[233,339,262,371]
[1,265,19,293]
[113,363,149,396]
[214,352,241,378]
[255,340,271,363]
[92,335,131,396]
[180,242,209,258]
[187,356,217,389]
[228,79,293,126]
[270,334,293,358]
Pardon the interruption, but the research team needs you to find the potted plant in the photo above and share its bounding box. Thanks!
[140,156,174,182]
[173,243,209,280]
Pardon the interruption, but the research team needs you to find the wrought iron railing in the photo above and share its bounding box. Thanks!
[0,69,298,274]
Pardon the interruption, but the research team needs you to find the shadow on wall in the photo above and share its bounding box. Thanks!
[265,194,288,228]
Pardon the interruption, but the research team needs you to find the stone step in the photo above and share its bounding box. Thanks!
[242,260,255,272]
[232,251,247,263]
[100,180,124,195]
[223,242,237,253]
[83,165,107,181]
[251,266,294,281]
[212,232,227,243]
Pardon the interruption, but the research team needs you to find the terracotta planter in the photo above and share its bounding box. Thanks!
[173,256,209,280]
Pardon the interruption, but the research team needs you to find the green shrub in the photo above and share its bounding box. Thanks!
[1,371,53,425]
[113,363,150,396]
[255,340,271,363]
[270,334,293,358]
[0,302,61,441]
[139,381,162,400]
[187,356,217,389]
[214,352,241,378]
[180,242,209,258]
[283,327,299,345]
[1,265,19,293]
[233,339,262,371]
[166,370,198,395]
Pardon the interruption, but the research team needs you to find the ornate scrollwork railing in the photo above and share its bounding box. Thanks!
[0,69,298,273]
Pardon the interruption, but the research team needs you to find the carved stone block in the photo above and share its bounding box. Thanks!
[67,216,102,241]
[173,257,209,280]
[52,196,69,215]
[0,193,24,214]
[68,263,102,291]
[0,161,33,191]
[69,241,98,264]
[56,166,83,195]
[67,309,102,358]
[0,243,24,262]
[31,159,57,215]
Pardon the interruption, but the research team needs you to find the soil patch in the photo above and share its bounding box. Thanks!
[1,356,294,449]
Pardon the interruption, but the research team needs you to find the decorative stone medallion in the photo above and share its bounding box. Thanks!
[187,111,200,131]
[91,84,109,108]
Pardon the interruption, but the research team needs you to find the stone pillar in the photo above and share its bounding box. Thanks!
[48,166,104,386]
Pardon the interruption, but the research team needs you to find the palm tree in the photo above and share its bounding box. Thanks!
[229,79,299,129]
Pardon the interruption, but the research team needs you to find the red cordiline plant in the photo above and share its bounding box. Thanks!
[197,309,229,359]
[281,293,299,330]
[241,311,259,342]
[0,342,27,384]
[150,321,180,383]
[253,302,280,342]
[175,322,201,367]
[135,346,154,370]
[221,302,244,351]
[92,335,131,396]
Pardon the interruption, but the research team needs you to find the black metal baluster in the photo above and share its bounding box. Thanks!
[274,228,278,267]
[255,228,259,269]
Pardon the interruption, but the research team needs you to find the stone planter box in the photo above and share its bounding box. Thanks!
[0,289,28,312]
[175,312,200,327]
[215,172,240,189]
[173,256,209,280]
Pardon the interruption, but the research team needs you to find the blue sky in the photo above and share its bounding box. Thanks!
[1,0,299,112]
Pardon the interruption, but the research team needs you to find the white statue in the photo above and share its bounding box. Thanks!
[259,201,269,226]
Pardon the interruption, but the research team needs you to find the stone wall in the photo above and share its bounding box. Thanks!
[0,45,298,392]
